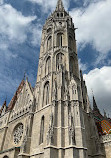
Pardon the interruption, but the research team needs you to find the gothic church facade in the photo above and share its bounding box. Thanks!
[0,0,111,158]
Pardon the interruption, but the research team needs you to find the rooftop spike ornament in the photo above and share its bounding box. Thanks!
[56,0,64,11]
[103,109,107,118]
[93,95,98,110]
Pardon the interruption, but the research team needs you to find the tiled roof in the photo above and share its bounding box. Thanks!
[0,100,7,115]
[92,95,111,135]
[8,80,25,111]
[96,120,111,135]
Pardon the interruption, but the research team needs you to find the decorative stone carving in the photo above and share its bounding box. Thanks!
[69,126,75,145]
[52,79,57,100]
[13,123,23,145]
[64,100,69,107]
[95,138,101,153]
[68,112,75,145]
[64,80,69,100]
[20,117,30,153]
[0,120,3,127]
[47,113,54,145]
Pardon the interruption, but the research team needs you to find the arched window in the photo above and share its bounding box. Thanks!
[3,156,9,158]
[57,33,63,47]
[47,28,51,34]
[47,36,52,50]
[61,13,63,17]
[13,123,24,145]
[45,57,51,75]
[39,116,44,144]
[57,13,59,17]
[43,82,49,106]
[56,53,64,71]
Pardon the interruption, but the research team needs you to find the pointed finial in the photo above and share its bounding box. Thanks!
[2,99,6,107]
[26,76,28,82]
[56,0,64,11]
[80,69,82,75]
[80,69,83,80]
[23,72,26,80]
[93,94,98,111]
[103,109,107,118]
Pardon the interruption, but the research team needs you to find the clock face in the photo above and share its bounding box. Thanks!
[13,123,23,145]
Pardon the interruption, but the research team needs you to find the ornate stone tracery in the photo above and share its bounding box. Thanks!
[47,113,54,145]
[68,112,75,145]
[13,123,23,145]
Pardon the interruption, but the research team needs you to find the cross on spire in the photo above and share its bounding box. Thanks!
[56,0,64,11]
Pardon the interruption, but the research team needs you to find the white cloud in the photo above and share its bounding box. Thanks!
[108,60,111,65]
[78,59,87,71]
[30,24,42,46]
[27,0,70,12]
[83,0,102,7]
[0,0,4,5]
[84,66,111,116]
[70,0,111,63]
[0,4,36,44]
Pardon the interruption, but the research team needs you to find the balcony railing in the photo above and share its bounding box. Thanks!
[100,134,111,143]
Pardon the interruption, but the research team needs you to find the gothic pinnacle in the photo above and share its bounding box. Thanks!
[103,109,107,118]
[56,0,64,11]
[93,95,99,111]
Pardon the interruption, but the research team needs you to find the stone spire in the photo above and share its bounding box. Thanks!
[93,96,99,111]
[56,0,64,11]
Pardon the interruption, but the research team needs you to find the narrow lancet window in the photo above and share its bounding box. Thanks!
[56,53,64,71]
[45,57,51,75]
[47,36,52,50]
[57,33,63,47]
[39,116,44,144]
[43,82,50,106]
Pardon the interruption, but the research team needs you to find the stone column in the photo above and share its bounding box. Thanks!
[64,101,69,146]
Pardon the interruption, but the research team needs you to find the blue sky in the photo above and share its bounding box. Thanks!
[0,0,111,116]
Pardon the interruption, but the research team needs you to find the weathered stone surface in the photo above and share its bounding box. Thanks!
[0,0,110,158]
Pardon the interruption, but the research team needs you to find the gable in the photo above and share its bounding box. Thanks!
[0,101,7,116]
[13,80,33,112]
[9,80,34,121]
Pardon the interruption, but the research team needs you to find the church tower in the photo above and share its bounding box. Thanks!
[0,1,110,158]
[31,0,88,157]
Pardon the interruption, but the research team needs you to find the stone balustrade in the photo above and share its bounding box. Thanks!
[101,134,111,143]
[54,46,67,51]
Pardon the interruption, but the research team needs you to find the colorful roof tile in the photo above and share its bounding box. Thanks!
[8,79,25,111]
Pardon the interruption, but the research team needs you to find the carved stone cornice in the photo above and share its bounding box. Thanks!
[64,100,69,107]
[41,72,51,82]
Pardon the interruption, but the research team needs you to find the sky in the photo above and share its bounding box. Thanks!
[0,0,111,116]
